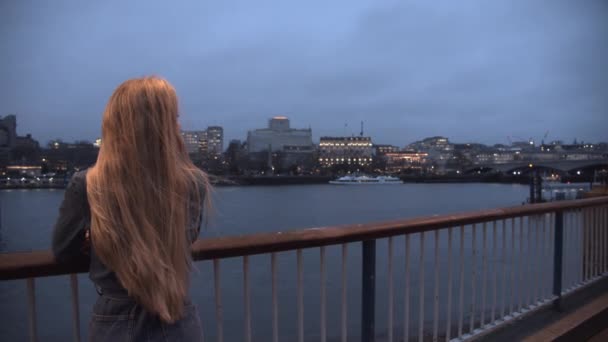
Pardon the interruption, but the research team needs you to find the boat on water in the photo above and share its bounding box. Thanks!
[329,175,403,185]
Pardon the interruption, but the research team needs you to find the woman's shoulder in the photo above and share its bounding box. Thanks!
[68,169,90,192]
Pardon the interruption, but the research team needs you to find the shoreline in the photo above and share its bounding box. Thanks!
[1,175,593,189]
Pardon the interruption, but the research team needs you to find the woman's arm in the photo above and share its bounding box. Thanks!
[52,171,90,263]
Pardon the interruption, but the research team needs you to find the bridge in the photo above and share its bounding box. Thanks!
[465,158,608,175]
[1,197,607,341]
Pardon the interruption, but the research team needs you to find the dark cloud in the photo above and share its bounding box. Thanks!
[1,0,607,146]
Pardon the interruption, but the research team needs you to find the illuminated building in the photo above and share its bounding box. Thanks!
[318,136,373,167]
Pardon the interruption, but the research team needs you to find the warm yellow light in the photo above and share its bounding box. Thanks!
[529,164,533,168]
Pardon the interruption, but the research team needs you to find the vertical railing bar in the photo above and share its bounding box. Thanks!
[491,220,497,324]
[589,207,593,280]
[458,225,465,338]
[446,228,454,342]
[272,253,279,342]
[297,249,304,342]
[593,207,601,276]
[433,230,440,342]
[419,232,426,342]
[524,216,534,308]
[388,237,394,342]
[564,212,570,290]
[70,274,81,342]
[243,256,252,342]
[320,247,327,342]
[600,207,608,274]
[550,212,556,286]
[481,222,487,328]
[510,218,515,316]
[213,259,223,342]
[404,234,411,342]
[26,278,37,342]
[584,208,590,281]
[534,215,541,304]
[589,207,594,279]
[588,209,592,279]
[599,207,604,275]
[470,224,477,333]
[518,216,524,312]
[578,209,583,285]
[501,219,507,319]
[341,244,348,342]
[553,211,564,311]
[362,240,376,341]
[594,207,599,277]
[602,206,608,273]
[542,214,548,300]
[604,205,608,274]
[582,208,586,281]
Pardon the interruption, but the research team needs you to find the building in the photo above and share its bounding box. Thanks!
[247,117,314,171]
[181,126,224,165]
[0,115,17,149]
[0,115,43,168]
[181,131,207,154]
[384,151,428,173]
[318,136,373,167]
[41,140,98,172]
[374,144,400,155]
[206,126,223,155]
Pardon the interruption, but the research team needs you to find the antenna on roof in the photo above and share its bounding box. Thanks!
[360,121,364,137]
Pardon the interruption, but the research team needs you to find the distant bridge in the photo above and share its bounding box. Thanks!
[465,158,608,174]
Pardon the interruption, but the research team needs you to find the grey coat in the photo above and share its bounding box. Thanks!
[52,169,204,342]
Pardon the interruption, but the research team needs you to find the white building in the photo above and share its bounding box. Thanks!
[246,117,314,170]
[247,117,313,153]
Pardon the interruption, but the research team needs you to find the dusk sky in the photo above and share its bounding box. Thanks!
[1,0,607,147]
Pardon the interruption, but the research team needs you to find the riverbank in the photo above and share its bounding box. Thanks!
[0,174,554,189]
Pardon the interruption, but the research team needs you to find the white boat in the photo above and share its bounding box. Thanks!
[329,175,403,185]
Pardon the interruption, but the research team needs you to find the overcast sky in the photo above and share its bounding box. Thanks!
[1,0,607,147]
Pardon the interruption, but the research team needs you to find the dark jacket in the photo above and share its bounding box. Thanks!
[52,169,205,342]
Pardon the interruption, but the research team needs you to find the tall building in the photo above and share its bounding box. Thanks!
[318,136,373,167]
[247,116,314,170]
[0,115,17,149]
[206,126,223,155]
[181,131,207,154]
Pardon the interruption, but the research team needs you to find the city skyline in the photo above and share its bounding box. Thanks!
[15,115,608,150]
[2,0,607,146]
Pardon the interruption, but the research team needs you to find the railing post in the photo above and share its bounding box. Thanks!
[553,211,564,311]
[362,239,376,342]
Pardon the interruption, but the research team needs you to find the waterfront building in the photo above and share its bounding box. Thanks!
[384,151,428,173]
[181,126,224,165]
[247,117,314,171]
[41,141,98,172]
[318,136,373,167]
[374,144,400,155]
[1,115,41,168]
[207,126,223,155]
[181,131,207,154]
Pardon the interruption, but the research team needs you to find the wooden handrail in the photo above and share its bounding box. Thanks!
[1,196,607,281]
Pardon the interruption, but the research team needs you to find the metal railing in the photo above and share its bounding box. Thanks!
[1,197,608,341]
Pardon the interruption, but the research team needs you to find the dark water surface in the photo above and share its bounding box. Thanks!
[2,183,566,341]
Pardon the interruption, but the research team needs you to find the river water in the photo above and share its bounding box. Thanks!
[1,183,583,341]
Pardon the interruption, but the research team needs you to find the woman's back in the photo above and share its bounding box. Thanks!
[52,77,209,341]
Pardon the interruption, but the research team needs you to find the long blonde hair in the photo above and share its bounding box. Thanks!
[87,77,210,323]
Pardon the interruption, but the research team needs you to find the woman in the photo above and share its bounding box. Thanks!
[52,77,210,341]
